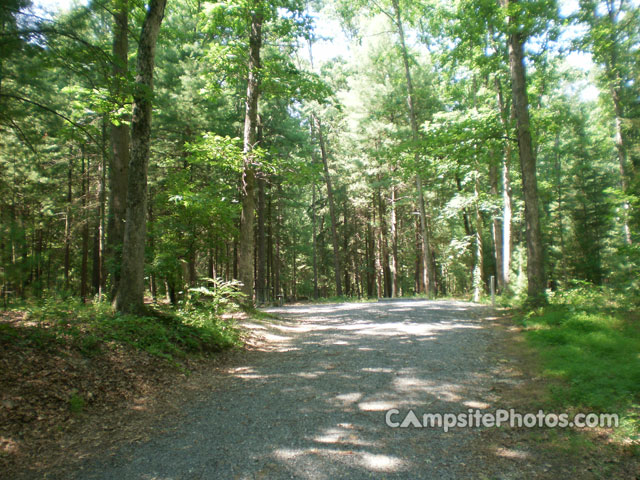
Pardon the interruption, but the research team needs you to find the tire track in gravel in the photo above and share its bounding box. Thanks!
[69,300,540,480]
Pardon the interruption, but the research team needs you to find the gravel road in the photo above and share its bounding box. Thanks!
[71,300,531,479]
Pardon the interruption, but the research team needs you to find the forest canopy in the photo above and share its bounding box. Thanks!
[1,0,639,309]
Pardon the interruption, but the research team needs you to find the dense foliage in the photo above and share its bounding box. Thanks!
[0,0,638,307]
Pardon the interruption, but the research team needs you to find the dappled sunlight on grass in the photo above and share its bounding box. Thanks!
[494,447,531,460]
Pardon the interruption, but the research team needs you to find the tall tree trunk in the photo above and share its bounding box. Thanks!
[472,173,484,302]
[605,2,633,244]
[373,195,382,298]
[391,0,435,296]
[343,199,350,296]
[238,5,262,303]
[390,184,399,297]
[64,149,72,291]
[314,115,342,296]
[378,186,391,297]
[114,0,167,313]
[80,147,89,301]
[274,185,282,299]
[93,118,107,297]
[107,0,131,298]
[311,180,319,299]
[495,77,513,291]
[612,88,632,244]
[266,196,273,298]
[553,132,566,284]
[489,157,504,292]
[255,116,267,303]
[504,0,546,303]
[366,210,375,297]
[256,175,266,303]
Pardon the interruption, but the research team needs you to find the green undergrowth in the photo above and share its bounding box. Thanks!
[0,298,243,364]
[516,284,640,443]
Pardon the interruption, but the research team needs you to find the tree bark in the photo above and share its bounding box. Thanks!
[472,173,484,302]
[390,184,399,297]
[64,148,72,291]
[504,0,546,303]
[378,186,391,297]
[495,77,513,290]
[256,174,266,303]
[605,2,633,244]
[612,87,632,244]
[391,0,435,295]
[114,0,167,314]
[489,157,504,292]
[343,200,350,296]
[314,114,342,296]
[80,147,89,301]
[311,180,319,299]
[107,0,131,298]
[238,4,262,303]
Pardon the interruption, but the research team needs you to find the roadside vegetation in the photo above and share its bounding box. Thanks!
[515,284,640,447]
[0,282,245,475]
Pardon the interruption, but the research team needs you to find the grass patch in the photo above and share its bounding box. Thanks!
[1,298,243,364]
[517,286,640,442]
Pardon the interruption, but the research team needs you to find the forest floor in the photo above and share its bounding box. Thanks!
[2,299,636,479]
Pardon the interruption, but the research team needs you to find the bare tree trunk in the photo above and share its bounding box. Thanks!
[312,181,319,299]
[313,115,342,296]
[472,174,484,302]
[612,88,632,244]
[502,150,513,289]
[366,210,375,297]
[115,0,167,314]
[391,0,434,296]
[93,118,107,297]
[553,132,566,284]
[256,175,266,303]
[274,186,282,299]
[107,0,131,298]
[495,77,513,290]
[378,186,391,297]
[489,158,504,291]
[503,0,546,303]
[343,200,350,296]
[390,184,398,297]
[238,4,262,304]
[80,147,89,301]
[604,2,633,244]
[64,149,72,291]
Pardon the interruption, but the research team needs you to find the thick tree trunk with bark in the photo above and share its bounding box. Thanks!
[107,0,130,298]
[238,6,262,303]
[504,0,546,303]
[114,0,166,314]
[495,77,513,290]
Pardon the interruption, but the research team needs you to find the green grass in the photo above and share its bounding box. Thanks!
[0,298,243,363]
[517,286,640,441]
